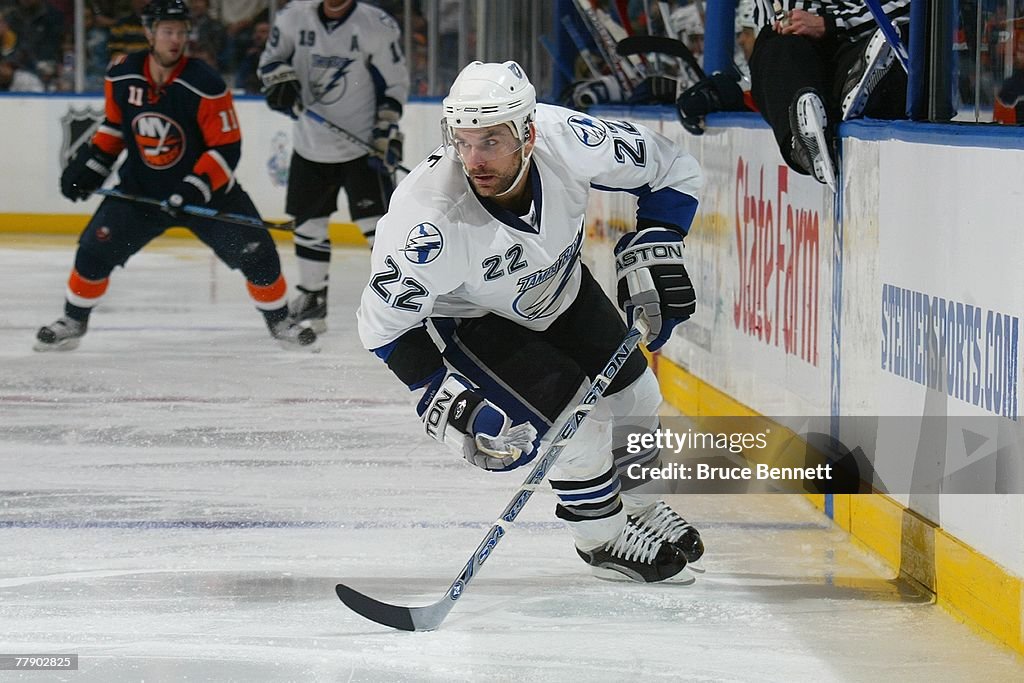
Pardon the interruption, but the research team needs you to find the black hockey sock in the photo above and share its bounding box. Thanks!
[63,302,92,324]
[262,305,289,328]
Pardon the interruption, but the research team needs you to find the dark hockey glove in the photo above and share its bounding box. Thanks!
[628,75,681,105]
[614,227,696,351]
[369,108,404,175]
[167,174,212,210]
[60,144,115,201]
[417,371,538,471]
[676,71,747,135]
[261,63,303,119]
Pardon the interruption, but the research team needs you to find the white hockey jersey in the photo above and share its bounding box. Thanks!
[259,0,409,163]
[357,103,703,352]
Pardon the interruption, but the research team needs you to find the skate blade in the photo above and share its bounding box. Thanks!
[277,339,321,353]
[685,558,706,574]
[841,38,895,120]
[306,319,327,335]
[33,337,81,352]
[590,566,696,585]
[797,101,836,192]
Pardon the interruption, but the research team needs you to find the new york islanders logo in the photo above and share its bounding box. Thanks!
[512,224,583,320]
[132,113,185,169]
[402,222,443,264]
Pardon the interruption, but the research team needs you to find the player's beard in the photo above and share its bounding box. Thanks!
[467,154,523,197]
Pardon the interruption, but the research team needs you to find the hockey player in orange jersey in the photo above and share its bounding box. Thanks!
[36,0,317,352]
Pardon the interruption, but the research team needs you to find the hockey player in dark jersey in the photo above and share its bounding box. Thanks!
[36,0,317,352]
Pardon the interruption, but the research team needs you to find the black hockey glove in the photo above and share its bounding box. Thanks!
[628,75,680,105]
[614,227,696,351]
[676,71,747,135]
[167,174,212,210]
[60,144,115,201]
[261,63,302,119]
[369,108,404,175]
[417,371,538,472]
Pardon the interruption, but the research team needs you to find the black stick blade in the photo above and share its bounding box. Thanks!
[336,583,453,632]
[615,35,706,80]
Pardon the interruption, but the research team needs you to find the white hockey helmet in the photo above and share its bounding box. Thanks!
[442,61,536,148]
[442,61,537,196]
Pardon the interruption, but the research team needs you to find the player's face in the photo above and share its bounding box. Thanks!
[147,20,189,68]
[452,124,526,197]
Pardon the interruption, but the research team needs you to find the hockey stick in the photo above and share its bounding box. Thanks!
[95,188,296,231]
[570,0,637,95]
[336,320,649,631]
[862,0,910,73]
[304,108,413,175]
[613,0,655,73]
[617,35,705,81]
[561,14,605,82]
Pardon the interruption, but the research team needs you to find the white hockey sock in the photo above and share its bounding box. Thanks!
[295,258,330,293]
[293,216,330,291]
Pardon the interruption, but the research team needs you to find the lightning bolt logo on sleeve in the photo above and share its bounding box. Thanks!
[402,223,444,265]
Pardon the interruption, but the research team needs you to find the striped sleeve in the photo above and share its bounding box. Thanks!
[827,0,909,37]
[754,2,911,38]
[194,90,241,192]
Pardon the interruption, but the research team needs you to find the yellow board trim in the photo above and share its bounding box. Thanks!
[655,355,1024,656]
[0,214,368,246]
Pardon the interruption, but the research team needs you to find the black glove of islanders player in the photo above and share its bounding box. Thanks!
[167,174,213,210]
[60,144,116,201]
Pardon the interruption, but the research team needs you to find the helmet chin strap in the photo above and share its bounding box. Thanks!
[493,145,533,199]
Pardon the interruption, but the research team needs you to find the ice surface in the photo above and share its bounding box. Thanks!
[1,236,1021,681]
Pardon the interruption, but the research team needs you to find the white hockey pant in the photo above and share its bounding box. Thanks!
[547,367,663,550]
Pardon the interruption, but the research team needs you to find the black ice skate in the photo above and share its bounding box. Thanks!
[269,319,319,351]
[577,518,688,583]
[789,88,836,191]
[34,316,87,352]
[841,28,895,121]
[630,500,705,568]
[288,286,327,334]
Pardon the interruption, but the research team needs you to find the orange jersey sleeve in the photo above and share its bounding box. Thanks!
[92,78,127,157]
[193,91,242,191]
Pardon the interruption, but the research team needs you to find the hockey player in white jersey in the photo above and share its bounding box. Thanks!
[357,61,705,583]
[259,0,409,333]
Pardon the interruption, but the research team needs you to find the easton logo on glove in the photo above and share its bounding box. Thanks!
[614,227,696,352]
[614,241,685,272]
[418,372,538,471]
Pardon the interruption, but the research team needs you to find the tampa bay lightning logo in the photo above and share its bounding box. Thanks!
[402,222,443,264]
[567,115,608,147]
[450,580,465,600]
[311,54,354,105]
[512,224,583,320]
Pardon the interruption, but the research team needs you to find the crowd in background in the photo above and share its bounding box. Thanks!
[0,0,434,94]
[0,0,1022,124]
